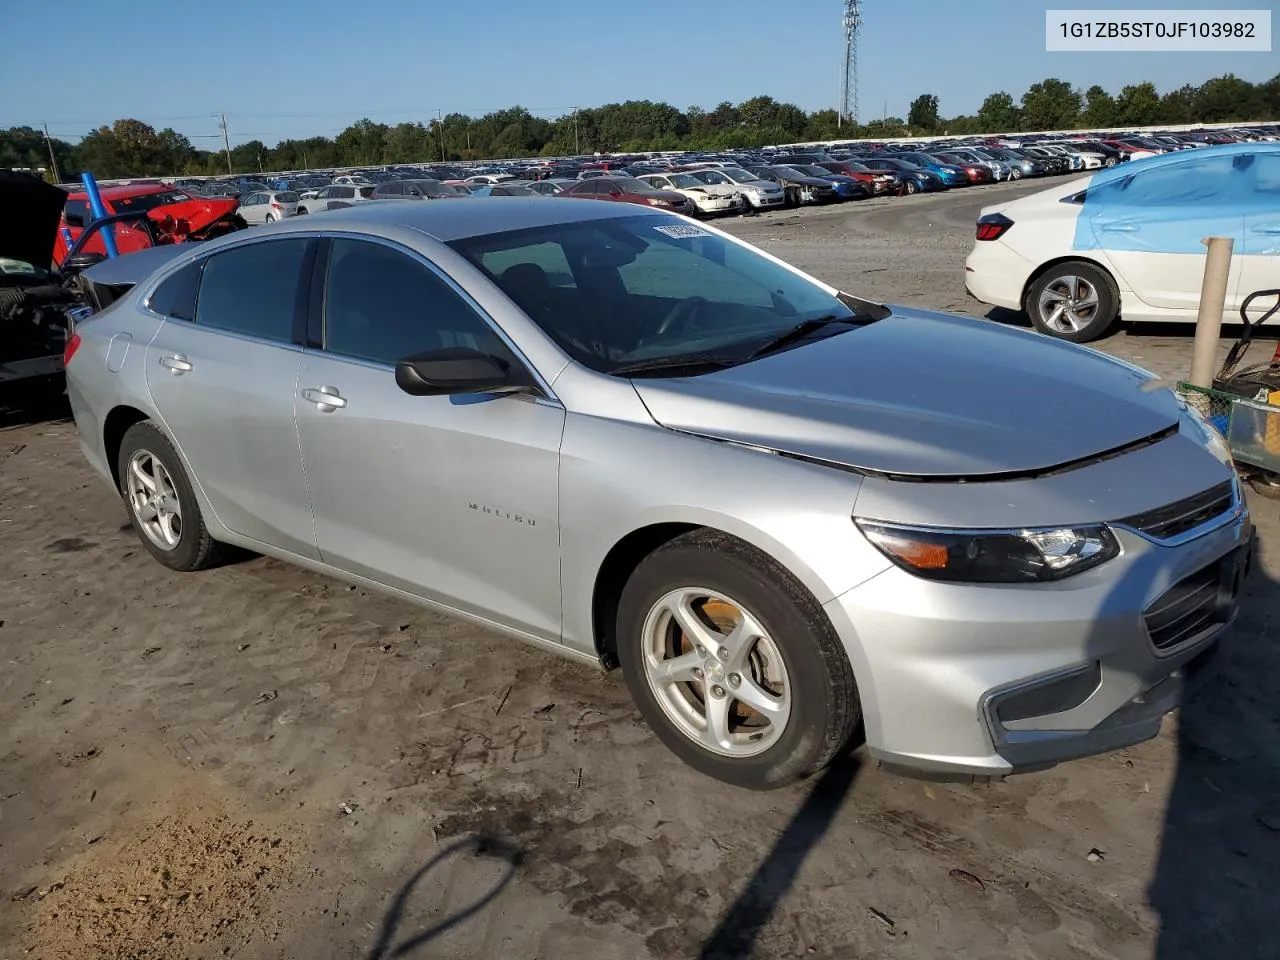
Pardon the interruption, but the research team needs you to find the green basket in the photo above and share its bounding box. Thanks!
[1177,381,1280,474]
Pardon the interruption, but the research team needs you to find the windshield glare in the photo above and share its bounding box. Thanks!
[451,214,855,374]
[694,171,732,184]
[669,174,703,189]
[720,168,759,183]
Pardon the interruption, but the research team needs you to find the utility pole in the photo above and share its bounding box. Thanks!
[41,122,62,184]
[437,109,446,162]
[218,113,233,174]
[574,108,580,155]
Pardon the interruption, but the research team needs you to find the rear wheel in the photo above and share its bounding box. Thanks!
[118,421,227,572]
[265,213,275,223]
[1025,260,1119,342]
[617,531,860,790]
[295,206,308,215]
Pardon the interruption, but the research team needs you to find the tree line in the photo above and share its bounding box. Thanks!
[3,73,1277,181]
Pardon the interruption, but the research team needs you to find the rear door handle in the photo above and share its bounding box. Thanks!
[159,354,193,373]
[301,386,347,410]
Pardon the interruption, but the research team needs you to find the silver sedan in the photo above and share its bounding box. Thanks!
[63,199,1252,789]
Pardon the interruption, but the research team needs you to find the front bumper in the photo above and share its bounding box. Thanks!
[824,508,1253,777]
[747,192,787,208]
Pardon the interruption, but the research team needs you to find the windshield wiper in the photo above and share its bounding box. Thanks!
[747,315,860,360]
[608,354,742,377]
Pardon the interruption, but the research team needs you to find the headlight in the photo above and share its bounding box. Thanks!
[855,520,1119,583]
[647,198,670,206]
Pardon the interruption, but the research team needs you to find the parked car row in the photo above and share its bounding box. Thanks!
[966,141,1280,341]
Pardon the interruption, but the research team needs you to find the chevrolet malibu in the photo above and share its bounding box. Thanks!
[65,199,1253,789]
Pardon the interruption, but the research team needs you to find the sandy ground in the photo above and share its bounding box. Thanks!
[3,180,1279,960]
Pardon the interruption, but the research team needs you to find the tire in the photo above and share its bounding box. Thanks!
[295,206,308,215]
[617,530,860,790]
[265,213,275,223]
[904,179,919,195]
[1249,474,1280,501]
[1024,260,1119,343]
[118,421,227,572]
[1104,156,1119,167]
[1010,167,1024,181]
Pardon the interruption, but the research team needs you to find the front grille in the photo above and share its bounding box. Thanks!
[1144,555,1233,649]
[1119,481,1234,541]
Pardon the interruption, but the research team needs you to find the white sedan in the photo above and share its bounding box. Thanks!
[965,143,1280,341]
[687,168,787,209]
[636,173,746,215]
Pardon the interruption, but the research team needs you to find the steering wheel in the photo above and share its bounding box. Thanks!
[655,296,709,337]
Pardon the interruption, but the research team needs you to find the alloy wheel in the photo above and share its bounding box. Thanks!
[125,449,183,550]
[641,587,791,758]
[1038,275,1101,335]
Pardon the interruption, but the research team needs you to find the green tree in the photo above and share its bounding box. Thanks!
[1020,78,1081,130]
[907,94,940,132]
[1196,74,1264,122]
[1081,85,1118,127]
[1115,82,1162,126]
[976,92,1019,132]
[335,118,388,166]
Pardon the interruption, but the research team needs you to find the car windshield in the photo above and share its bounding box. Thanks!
[669,174,703,188]
[794,165,833,178]
[692,171,732,185]
[450,214,859,375]
[619,178,657,193]
[110,189,195,212]
[274,192,300,203]
[841,162,872,173]
[720,168,760,183]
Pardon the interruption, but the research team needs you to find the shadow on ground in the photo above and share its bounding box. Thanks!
[0,376,70,431]
[1151,522,1280,960]
[364,835,524,960]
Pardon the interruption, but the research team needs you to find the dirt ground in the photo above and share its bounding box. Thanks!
[3,181,1279,960]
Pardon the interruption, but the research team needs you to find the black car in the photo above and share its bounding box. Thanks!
[746,166,837,206]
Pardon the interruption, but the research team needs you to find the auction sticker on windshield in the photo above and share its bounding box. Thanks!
[654,224,712,239]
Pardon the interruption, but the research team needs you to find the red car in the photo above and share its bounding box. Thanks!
[816,160,899,195]
[54,184,244,265]
[934,155,996,185]
[562,177,696,216]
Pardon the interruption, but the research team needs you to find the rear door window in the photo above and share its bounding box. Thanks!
[195,238,310,343]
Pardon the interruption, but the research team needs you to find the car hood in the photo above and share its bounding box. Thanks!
[0,170,68,269]
[631,308,1180,478]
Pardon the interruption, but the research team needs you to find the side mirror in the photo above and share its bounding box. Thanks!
[395,348,532,397]
[64,211,86,227]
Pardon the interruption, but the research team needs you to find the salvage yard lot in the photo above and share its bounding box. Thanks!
[3,180,1279,960]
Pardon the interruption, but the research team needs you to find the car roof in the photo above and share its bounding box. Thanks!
[66,183,179,200]
[290,196,665,241]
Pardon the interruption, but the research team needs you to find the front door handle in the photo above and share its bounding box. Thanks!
[1252,225,1280,235]
[301,386,347,411]
[1099,222,1140,233]
[159,354,193,373]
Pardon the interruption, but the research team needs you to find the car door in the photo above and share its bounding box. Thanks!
[293,237,566,641]
[240,193,264,224]
[1085,152,1247,314]
[145,237,320,559]
[1238,152,1280,306]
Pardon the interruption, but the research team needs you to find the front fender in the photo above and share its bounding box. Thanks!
[558,414,891,658]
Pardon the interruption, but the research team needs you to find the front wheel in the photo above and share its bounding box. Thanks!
[1025,260,1119,342]
[617,531,860,790]
[903,179,919,195]
[1010,167,1024,180]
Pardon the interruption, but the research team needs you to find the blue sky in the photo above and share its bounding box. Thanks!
[2,0,1275,147]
